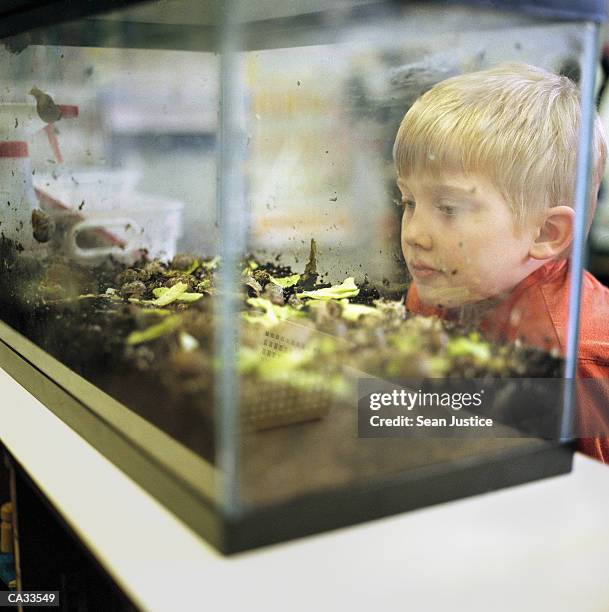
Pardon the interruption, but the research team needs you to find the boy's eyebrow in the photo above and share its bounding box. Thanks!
[397,180,484,204]
[433,184,484,204]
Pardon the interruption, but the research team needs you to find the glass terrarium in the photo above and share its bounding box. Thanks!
[0,0,605,552]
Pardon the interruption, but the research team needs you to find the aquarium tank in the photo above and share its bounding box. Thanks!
[0,0,605,551]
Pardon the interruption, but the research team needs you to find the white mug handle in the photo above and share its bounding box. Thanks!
[68,217,141,260]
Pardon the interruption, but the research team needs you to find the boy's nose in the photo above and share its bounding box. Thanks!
[403,213,433,250]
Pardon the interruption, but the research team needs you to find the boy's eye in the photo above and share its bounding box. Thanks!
[437,203,457,216]
[402,199,416,210]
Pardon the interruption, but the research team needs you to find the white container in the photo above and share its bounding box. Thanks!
[62,193,184,265]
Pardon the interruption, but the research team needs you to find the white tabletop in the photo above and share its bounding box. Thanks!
[1,366,609,612]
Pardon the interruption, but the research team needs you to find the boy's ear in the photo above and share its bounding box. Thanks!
[528,205,574,260]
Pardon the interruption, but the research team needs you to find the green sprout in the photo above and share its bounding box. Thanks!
[297,277,359,301]
[269,274,301,288]
[152,286,204,303]
[337,300,382,321]
[182,260,200,275]
[150,282,188,306]
[447,337,491,362]
[242,297,304,327]
[201,256,220,271]
[126,315,181,345]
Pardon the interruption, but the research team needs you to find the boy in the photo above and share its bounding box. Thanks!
[393,63,609,463]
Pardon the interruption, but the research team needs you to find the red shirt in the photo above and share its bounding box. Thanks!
[405,259,609,463]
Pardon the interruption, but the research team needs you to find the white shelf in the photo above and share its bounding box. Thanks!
[2,366,609,612]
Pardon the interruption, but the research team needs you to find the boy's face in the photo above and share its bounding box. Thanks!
[397,172,539,309]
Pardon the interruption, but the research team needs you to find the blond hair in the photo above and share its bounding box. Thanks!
[393,63,607,229]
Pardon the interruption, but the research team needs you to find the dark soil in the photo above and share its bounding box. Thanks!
[0,237,563,476]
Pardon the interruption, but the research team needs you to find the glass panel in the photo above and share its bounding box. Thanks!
[0,9,222,502]
[234,4,591,512]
